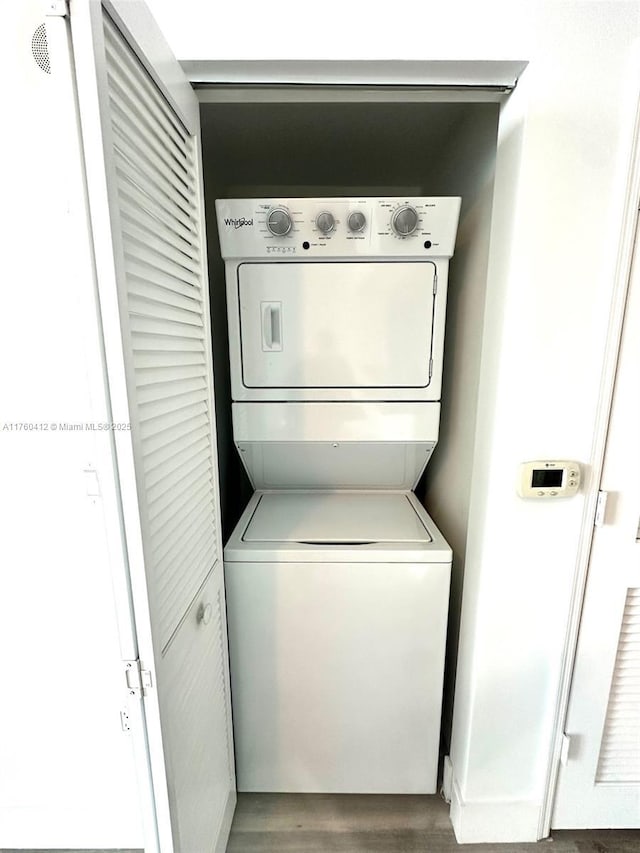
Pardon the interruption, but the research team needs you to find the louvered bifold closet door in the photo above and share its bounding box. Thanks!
[70,7,237,853]
[103,15,218,654]
[71,2,236,850]
[596,588,640,783]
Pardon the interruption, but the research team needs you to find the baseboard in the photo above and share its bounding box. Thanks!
[215,788,237,853]
[442,755,454,803]
[449,774,542,843]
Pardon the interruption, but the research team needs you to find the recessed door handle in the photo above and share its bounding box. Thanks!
[261,301,282,351]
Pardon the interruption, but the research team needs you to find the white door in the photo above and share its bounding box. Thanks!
[67,2,235,851]
[238,262,436,389]
[552,216,640,827]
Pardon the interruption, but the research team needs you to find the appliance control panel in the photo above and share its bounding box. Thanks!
[517,461,581,499]
[215,197,462,259]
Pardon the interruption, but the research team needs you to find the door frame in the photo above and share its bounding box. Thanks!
[191,59,640,838]
[538,64,640,837]
[55,15,640,839]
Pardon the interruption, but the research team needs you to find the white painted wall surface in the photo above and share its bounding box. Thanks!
[0,2,143,847]
[144,0,640,841]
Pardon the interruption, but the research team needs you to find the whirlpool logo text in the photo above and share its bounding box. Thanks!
[224,217,254,229]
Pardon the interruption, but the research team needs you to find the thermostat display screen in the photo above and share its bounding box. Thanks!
[532,469,563,488]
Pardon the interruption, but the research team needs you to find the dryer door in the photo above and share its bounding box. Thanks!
[237,261,436,390]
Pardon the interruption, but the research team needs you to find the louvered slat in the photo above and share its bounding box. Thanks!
[137,386,209,421]
[149,483,214,551]
[155,524,216,600]
[134,349,205,370]
[105,70,191,181]
[134,340,204,359]
[149,475,214,545]
[143,424,211,476]
[123,237,201,288]
[117,167,199,239]
[127,280,203,318]
[111,122,195,214]
[120,206,199,264]
[127,261,201,302]
[143,434,210,488]
[139,399,207,440]
[108,75,196,188]
[136,363,206,387]
[153,498,215,566]
[128,296,203,330]
[125,247,201,291]
[123,230,201,278]
[103,19,188,148]
[596,587,640,783]
[142,413,209,460]
[121,210,200,270]
[104,18,219,654]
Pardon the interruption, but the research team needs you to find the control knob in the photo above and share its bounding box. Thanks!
[391,205,419,237]
[347,211,367,233]
[267,207,292,236]
[315,211,335,234]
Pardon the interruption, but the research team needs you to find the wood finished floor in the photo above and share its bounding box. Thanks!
[226,793,640,853]
[4,793,639,853]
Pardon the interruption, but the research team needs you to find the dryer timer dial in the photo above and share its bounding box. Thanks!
[391,205,419,236]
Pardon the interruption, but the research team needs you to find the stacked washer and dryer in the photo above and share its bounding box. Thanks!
[215,196,461,794]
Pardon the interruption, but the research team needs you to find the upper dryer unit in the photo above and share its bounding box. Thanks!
[216,197,461,404]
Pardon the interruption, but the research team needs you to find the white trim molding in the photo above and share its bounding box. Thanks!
[182,59,528,90]
[539,45,640,839]
[450,773,542,844]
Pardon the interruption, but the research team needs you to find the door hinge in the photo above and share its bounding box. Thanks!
[45,0,68,16]
[559,732,571,765]
[594,490,609,527]
[83,467,101,497]
[120,708,131,733]
[433,271,438,295]
[428,357,433,380]
[124,659,153,697]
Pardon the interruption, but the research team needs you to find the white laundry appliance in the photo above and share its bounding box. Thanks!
[215,196,461,793]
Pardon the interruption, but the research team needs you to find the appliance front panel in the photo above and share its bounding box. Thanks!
[215,196,461,259]
[238,262,435,390]
[225,557,451,793]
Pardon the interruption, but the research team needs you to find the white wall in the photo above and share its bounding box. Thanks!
[422,106,499,744]
[144,0,640,842]
[0,3,143,847]
[447,7,640,842]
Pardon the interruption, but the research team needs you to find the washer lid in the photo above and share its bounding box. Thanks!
[242,493,432,544]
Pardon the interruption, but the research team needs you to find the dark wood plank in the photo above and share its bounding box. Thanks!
[227,794,640,853]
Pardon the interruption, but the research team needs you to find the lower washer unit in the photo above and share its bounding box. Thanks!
[223,490,452,794]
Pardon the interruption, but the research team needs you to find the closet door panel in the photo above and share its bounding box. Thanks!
[70,3,235,850]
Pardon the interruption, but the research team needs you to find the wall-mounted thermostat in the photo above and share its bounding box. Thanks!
[517,460,581,498]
